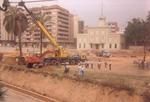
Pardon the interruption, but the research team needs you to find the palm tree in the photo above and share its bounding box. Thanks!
[30,12,51,55]
[3,6,28,64]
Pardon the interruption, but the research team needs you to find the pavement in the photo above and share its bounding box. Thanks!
[3,87,44,102]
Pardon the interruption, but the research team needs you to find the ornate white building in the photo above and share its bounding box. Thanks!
[77,17,125,51]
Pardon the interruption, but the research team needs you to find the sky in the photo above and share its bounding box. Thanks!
[0,0,150,29]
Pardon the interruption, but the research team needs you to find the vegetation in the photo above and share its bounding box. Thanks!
[3,6,28,63]
[125,12,150,62]
[0,85,5,101]
[142,91,150,102]
[125,18,146,46]
[29,12,51,55]
[125,12,150,46]
[0,0,9,11]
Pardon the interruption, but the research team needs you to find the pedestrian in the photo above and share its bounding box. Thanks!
[78,63,82,75]
[64,62,69,74]
[105,62,108,68]
[109,63,112,70]
[91,63,93,69]
[85,62,89,69]
[98,62,101,70]
[81,64,85,76]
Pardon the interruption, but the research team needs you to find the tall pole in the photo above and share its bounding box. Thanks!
[101,0,103,16]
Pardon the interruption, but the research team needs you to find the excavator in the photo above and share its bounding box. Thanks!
[0,0,87,68]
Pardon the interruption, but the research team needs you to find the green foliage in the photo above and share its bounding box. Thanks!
[3,6,28,57]
[125,18,146,46]
[3,7,28,35]
[0,85,5,101]
[125,12,150,46]
[142,91,150,102]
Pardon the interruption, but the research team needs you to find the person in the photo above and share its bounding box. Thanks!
[78,64,82,76]
[98,62,101,70]
[109,63,112,70]
[81,64,85,76]
[64,62,69,74]
[105,62,108,68]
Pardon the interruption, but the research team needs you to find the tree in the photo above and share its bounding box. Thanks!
[143,12,150,62]
[125,18,146,46]
[125,12,150,68]
[3,6,28,63]
[30,12,51,55]
[0,0,10,11]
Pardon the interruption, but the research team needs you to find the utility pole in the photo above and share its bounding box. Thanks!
[101,0,103,16]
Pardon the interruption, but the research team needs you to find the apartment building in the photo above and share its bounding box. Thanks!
[22,5,75,48]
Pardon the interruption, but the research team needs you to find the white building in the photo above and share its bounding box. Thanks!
[77,17,125,51]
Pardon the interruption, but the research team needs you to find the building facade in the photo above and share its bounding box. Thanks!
[22,5,75,48]
[77,17,125,51]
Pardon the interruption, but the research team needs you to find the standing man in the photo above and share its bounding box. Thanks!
[64,62,69,74]
[105,62,108,68]
[81,64,85,76]
[109,63,112,70]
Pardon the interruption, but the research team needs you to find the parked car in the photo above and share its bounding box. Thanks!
[97,50,111,57]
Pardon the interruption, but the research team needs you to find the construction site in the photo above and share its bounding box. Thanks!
[0,0,149,102]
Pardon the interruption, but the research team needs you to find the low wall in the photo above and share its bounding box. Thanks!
[129,46,144,51]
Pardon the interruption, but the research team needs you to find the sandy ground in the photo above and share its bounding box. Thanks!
[0,69,144,102]
[77,50,150,76]
[3,87,44,102]
[0,49,149,102]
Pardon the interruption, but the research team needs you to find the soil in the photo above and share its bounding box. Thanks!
[0,66,145,102]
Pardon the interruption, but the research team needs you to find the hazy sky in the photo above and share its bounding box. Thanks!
[1,0,150,29]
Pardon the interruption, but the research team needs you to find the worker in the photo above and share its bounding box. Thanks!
[64,62,69,74]
[105,62,108,68]
[109,63,112,70]
[98,62,101,70]
[78,63,82,76]
[81,64,85,76]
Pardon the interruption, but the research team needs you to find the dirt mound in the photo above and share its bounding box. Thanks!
[0,66,145,102]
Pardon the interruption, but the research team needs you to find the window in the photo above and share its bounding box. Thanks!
[102,44,104,48]
[84,43,86,48]
[115,44,117,48]
[79,43,81,48]
[109,44,112,48]
[96,44,99,49]
[91,44,92,48]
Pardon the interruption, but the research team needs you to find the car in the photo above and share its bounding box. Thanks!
[97,50,111,57]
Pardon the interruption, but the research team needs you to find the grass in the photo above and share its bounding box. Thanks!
[1,64,150,95]
[142,91,150,102]
[0,84,5,101]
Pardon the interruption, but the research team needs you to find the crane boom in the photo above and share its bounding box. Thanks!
[19,1,61,50]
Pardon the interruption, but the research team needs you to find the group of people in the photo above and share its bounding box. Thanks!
[83,61,112,71]
[63,61,112,77]
[63,62,85,76]
[104,62,112,70]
